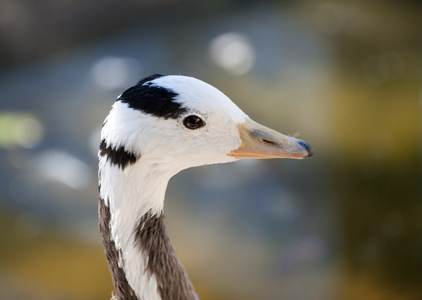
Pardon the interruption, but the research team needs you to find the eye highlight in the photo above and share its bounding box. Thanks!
[183,115,205,130]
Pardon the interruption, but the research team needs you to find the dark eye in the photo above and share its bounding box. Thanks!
[183,115,205,130]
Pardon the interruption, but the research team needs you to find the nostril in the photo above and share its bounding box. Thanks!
[297,140,313,158]
[262,139,279,146]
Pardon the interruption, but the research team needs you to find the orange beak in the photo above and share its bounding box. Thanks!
[228,119,313,160]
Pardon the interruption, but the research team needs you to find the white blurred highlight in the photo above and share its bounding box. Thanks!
[14,115,44,148]
[90,56,141,89]
[33,150,91,189]
[210,32,255,75]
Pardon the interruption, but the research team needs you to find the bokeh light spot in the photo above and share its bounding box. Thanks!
[0,112,44,149]
[33,150,91,190]
[90,56,141,90]
[209,32,255,75]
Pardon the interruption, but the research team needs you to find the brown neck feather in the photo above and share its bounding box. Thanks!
[99,197,138,300]
[99,198,197,300]
[134,211,198,300]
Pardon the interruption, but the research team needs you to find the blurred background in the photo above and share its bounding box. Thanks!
[0,0,421,299]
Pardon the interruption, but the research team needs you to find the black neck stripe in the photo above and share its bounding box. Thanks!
[99,140,138,170]
[118,74,187,120]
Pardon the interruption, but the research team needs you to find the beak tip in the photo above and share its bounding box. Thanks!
[304,150,314,159]
[297,140,313,159]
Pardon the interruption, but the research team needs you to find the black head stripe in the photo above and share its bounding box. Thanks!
[118,74,187,119]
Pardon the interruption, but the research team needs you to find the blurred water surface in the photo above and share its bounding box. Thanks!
[0,1,421,300]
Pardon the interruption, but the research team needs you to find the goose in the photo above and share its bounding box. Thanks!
[98,74,313,300]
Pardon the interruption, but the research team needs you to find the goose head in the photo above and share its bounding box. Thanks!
[101,74,313,176]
